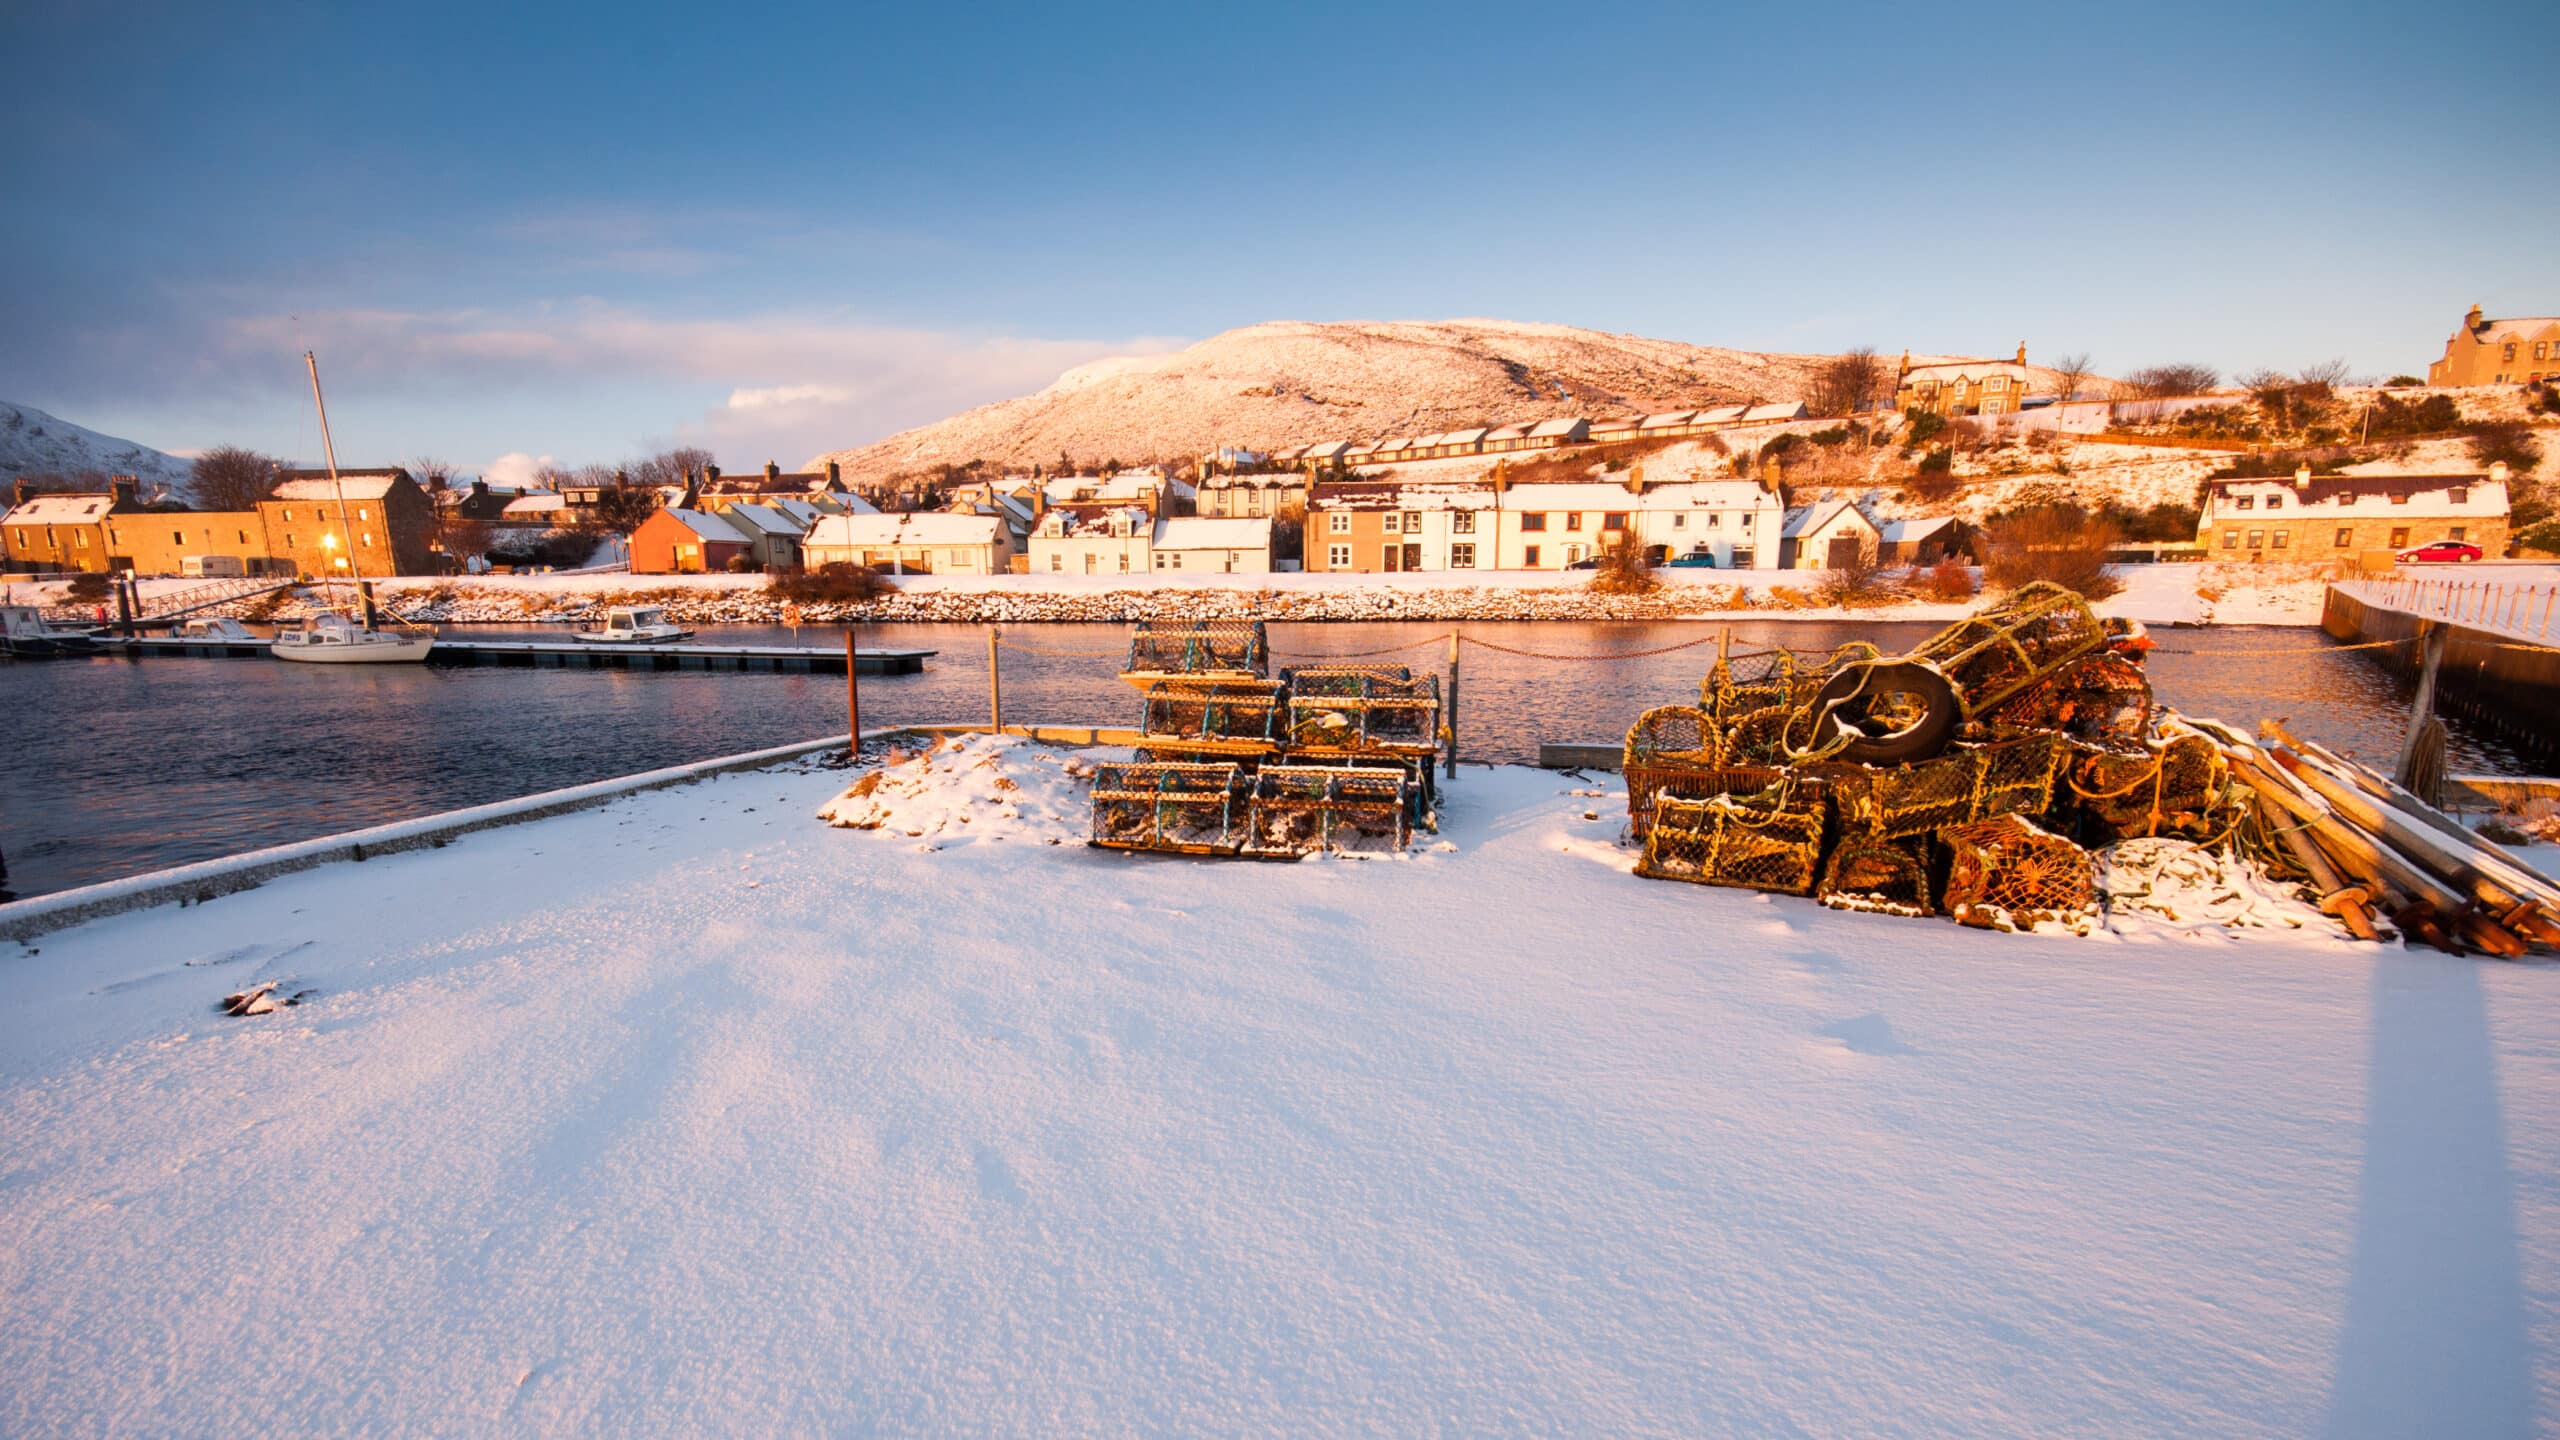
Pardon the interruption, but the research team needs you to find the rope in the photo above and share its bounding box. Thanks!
[2146,636,2410,657]
[1272,634,1454,659]
[1458,633,1734,662]
[991,637,1128,659]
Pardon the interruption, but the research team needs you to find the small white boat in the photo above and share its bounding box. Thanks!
[177,616,258,642]
[0,605,105,658]
[573,605,693,644]
[271,611,434,664]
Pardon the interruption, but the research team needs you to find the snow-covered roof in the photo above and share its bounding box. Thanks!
[271,475,401,501]
[1439,427,1490,446]
[1038,504,1149,539]
[722,503,806,537]
[499,492,566,517]
[1899,361,2027,386]
[2467,316,2560,342]
[1741,402,1809,422]
[805,512,1005,549]
[1639,411,1697,430]
[1876,515,1957,544]
[2206,474,2509,516]
[1153,517,1272,551]
[1781,498,1874,539]
[1506,479,1774,512]
[1483,423,1534,442]
[1695,404,1748,424]
[659,508,752,543]
[2,492,120,525]
[1525,418,1588,438]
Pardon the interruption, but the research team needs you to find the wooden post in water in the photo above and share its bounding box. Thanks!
[844,628,861,754]
[114,574,135,637]
[2395,619,2449,790]
[1444,631,1460,779]
[987,626,1003,734]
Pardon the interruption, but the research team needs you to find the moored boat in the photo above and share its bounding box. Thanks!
[0,605,106,659]
[572,605,693,644]
[270,611,434,663]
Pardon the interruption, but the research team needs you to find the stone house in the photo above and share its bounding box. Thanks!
[802,511,1016,575]
[1778,499,1884,570]
[1895,347,2034,417]
[257,470,438,576]
[2,479,141,572]
[2199,465,2512,560]
[2428,305,2560,387]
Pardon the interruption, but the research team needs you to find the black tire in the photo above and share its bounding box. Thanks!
[1807,660,1960,765]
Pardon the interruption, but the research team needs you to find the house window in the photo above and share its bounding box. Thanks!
[75,533,88,548]
[1169,553,1182,569]
[360,531,374,547]
[2222,532,2239,549]
[1329,512,1351,534]
[1082,554,1096,574]
[1451,542,1476,568]
[1671,513,1685,529]
[2450,527,2467,541]
[2234,496,2254,510]
[282,509,292,521]
[1049,554,1062,571]
[2271,531,2289,549]
[1401,511,1421,532]
[357,507,370,521]
[1381,512,1400,534]
[1566,513,1583,531]
[1524,544,1541,566]
[1119,554,1130,572]
[173,529,185,545]
[2246,531,2263,548]
[2389,527,2410,547]
[2265,495,2283,509]
[2334,527,2353,547]
[1521,513,1547,532]
[237,529,248,544]
[2504,343,2518,361]
[2450,487,2469,504]
[1603,511,1627,531]
[1328,544,1351,567]
[1451,511,1474,534]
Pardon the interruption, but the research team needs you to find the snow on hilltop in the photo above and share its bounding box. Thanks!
[807,319,1842,481]
[0,401,193,493]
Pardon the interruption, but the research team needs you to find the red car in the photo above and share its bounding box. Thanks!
[2397,540,2484,564]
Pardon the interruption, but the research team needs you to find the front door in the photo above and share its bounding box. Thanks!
[1402,544,1422,571]
[1383,547,1400,572]
[1827,536,1862,569]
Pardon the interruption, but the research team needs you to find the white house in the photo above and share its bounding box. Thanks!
[1780,499,1884,569]
[1030,505,1155,577]
[802,512,1017,574]
[1151,517,1273,574]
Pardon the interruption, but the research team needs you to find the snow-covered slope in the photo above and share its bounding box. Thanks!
[0,402,192,494]
[811,319,1939,483]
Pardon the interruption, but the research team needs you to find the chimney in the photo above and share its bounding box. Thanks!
[2467,303,2485,333]
[110,475,137,505]
[765,461,782,487]
[2489,460,2510,485]
[1490,458,1509,493]
[11,478,29,506]
[470,479,489,499]
[1625,463,1646,495]
[705,464,722,486]
[2294,464,2313,489]
[826,461,841,487]
[2015,341,2027,367]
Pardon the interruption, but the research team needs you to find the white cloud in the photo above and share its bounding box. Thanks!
[725,383,853,412]
[479,452,559,489]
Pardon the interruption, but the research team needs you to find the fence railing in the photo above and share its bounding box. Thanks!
[2336,574,2560,645]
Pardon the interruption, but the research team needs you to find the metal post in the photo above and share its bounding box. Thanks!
[1444,631,1460,778]
[114,573,135,638]
[987,625,1003,733]
[359,579,379,629]
[845,628,861,753]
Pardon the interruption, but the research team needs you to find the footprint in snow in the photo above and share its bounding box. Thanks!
[1816,1013,1917,1057]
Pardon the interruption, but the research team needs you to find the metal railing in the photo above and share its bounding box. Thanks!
[2335,574,2560,645]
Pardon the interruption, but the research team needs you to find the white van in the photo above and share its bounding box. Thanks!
[181,555,247,578]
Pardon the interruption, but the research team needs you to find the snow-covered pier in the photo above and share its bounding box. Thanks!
[94,632,937,673]
[2326,577,2560,762]
[3,736,2557,1435]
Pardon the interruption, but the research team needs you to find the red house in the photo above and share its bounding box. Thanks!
[631,507,753,574]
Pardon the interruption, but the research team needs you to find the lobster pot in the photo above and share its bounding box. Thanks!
[2068,729,2231,840]
[1123,619,1268,685]
[1281,664,1411,696]
[1300,749,1436,825]
[1979,650,2155,742]
[1939,814,2097,934]
[1829,732,2066,840]
[1622,705,1720,772]
[1243,765,1413,856]
[1817,834,1935,917]
[1089,762,1249,854]
[1905,582,2111,717]
[1624,761,1792,841]
[1285,672,1441,755]
[1135,680,1286,758]
[1699,642,1880,726]
[1635,790,1828,894]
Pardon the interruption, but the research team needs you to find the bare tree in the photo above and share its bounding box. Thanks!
[409,455,455,492]
[628,446,715,489]
[2122,363,2221,401]
[1806,347,1890,418]
[2047,353,2094,403]
[190,445,284,510]
[2294,358,2352,388]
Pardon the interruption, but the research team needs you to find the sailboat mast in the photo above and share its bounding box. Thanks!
[304,351,363,589]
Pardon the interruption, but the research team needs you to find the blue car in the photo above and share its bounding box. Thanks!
[1661,551,1719,569]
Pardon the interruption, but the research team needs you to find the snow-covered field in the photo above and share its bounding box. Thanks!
[3,739,2555,1436]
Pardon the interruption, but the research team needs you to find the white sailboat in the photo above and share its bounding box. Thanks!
[270,352,434,665]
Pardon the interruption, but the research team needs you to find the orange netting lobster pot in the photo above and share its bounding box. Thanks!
[1088,762,1250,854]
[2066,728,2232,841]
[1979,650,2155,742]
[1825,732,2067,840]
[1635,787,1829,895]
[1817,834,1935,917]
[1938,814,2098,934]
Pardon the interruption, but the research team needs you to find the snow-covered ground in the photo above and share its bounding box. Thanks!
[3,740,2555,1436]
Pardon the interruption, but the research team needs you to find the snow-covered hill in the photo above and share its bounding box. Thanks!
[810,319,2024,484]
[0,402,193,495]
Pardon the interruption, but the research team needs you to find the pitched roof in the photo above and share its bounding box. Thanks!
[1781,498,1874,539]
[1877,515,1957,544]
[2207,473,2508,513]
[2468,316,2560,342]
[722,503,807,537]
[1741,402,1808,422]
[1525,418,1589,439]
[500,492,566,516]
[3,491,128,525]
[1154,517,1272,550]
[804,512,1005,548]
[1899,360,2027,385]
[657,507,753,543]
[271,473,406,501]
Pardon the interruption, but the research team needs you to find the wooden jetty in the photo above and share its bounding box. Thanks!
[101,635,934,675]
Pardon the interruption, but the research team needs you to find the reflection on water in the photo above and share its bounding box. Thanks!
[0,620,2528,901]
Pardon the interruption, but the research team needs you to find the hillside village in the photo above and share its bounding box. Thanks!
[5,310,2556,616]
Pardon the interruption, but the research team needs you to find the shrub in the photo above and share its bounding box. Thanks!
[769,562,895,604]
[2361,391,2461,439]
[1904,410,1949,447]
[2468,421,2545,472]
[726,553,760,573]
[1814,545,1892,608]
[63,571,113,602]
[1906,450,1959,504]
[1915,554,1978,602]
[2385,375,2424,389]
[1982,505,2123,600]
[1586,536,1658,595]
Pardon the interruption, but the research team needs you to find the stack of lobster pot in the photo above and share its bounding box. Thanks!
[1090,620,1441,858]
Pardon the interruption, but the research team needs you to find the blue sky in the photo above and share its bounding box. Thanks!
[2,0,2551,479]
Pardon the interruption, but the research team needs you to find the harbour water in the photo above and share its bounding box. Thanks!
[0,620,2526,901]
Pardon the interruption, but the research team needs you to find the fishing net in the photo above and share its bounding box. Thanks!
[1940,814,2097,934]
[1636,785,1829,894]
[1282,663,1412,696]
[1134,680,1286,757]
[1124,619,1268,681]
[1979,650,2155,742]
[1817,834,1935,916]
[1088,761,1249,854]
[1827,732,2067,840]
[1623,705,1720,769]
[1285,672,1441,754]
[1242,765,1413,856]
[1905,582,2111,718]
[2096,837,2313,932]
[1699,642,1881,725]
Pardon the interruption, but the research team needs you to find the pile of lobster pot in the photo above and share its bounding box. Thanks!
[1623,582,2240,933]
[1089,619,1442,858]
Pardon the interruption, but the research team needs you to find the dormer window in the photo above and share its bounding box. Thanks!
[2265,495,2283,510]
[2450,486,2469,504]
[2234,496,2254,510]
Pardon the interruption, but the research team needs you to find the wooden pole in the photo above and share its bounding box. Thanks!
[2394,619,2446,786]
[987,625,1003,733]
[1444,631,1460,778]
[844,628,860,753]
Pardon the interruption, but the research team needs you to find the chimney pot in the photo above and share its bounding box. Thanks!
[2489,461,2510,483]
[765,461,781,484]
[2294,464,2312,489]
